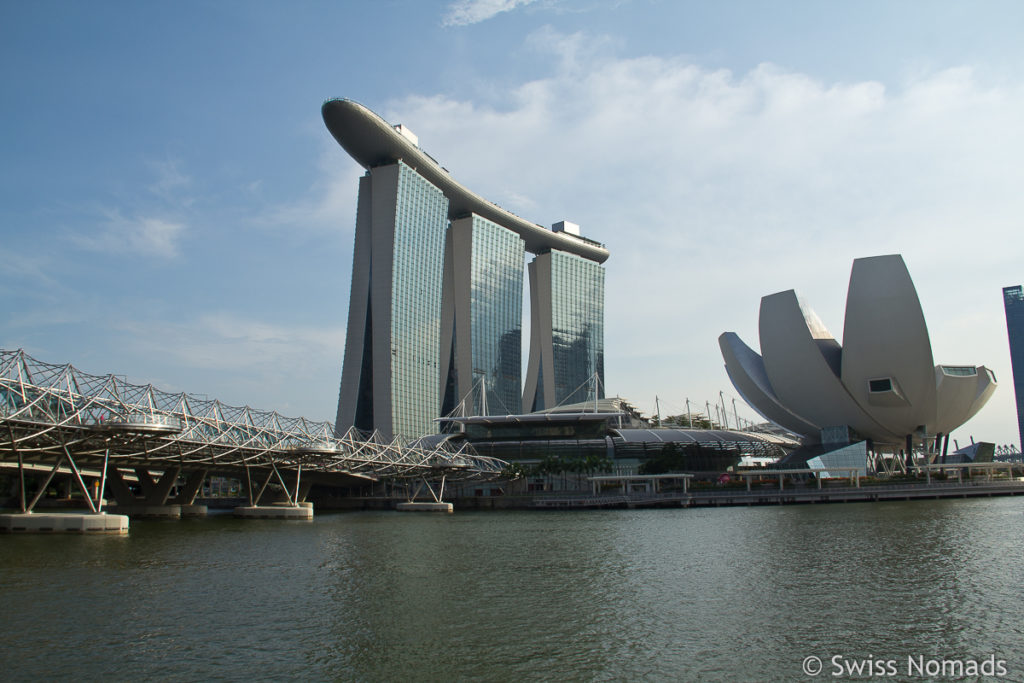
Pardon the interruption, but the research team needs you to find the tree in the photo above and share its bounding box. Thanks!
[662,414,718,430]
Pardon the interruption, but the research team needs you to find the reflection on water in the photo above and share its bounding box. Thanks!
[1,498,1022,681]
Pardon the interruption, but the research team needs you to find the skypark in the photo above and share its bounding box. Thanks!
[321,98,609,263]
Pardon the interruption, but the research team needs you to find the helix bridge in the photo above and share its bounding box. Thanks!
[0,348,506,517]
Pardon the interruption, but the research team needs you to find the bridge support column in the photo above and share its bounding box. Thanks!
[296,480,313,503]
[173,469,208,517]
[0,445,128,535]
[396,476,454,512]
[234,464,313,519]
[135,466,179,504]
[106,467,183,518]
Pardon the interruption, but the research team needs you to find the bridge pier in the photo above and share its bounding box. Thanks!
[173,469,209,518]
[106,466,207,518]
[234,464,313,519]
[0,445,128,534]
[395,501,454,512]
[234,502,313,519]
[0,511,128,534]
[395,476,454,512]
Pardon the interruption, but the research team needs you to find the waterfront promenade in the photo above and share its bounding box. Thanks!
[303,476,1024,510]
[528,477,1024,508]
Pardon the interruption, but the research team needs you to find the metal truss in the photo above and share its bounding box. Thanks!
[0,349,507,497]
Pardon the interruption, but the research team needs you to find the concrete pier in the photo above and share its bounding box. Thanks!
[396,501,454,512]
[234,504,313,519]
[107,503,207,519]
[0,512,129,534]
[109,503,182,519]
[98,467,209,518]
[179,504,208,517]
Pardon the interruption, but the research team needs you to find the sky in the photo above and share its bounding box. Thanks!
[2,0,1023,449]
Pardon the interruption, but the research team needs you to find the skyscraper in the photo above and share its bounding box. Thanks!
[323,98,609,439]
[440,214,525,417]
[1004,285,1024,450]
[335,161,449,439]
[523,247,606,411]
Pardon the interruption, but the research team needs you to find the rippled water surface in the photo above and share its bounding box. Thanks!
[2,498,1023,681]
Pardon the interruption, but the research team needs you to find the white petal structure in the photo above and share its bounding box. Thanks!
[719,255,996,446]
[719,332,819,436]
[934,365,997,435]
[758,290,895,440]
[841,255,936,438]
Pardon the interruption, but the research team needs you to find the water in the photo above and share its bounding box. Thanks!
[2,498,1023,681]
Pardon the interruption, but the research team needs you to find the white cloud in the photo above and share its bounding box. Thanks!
[380,30,1024,446]
[71,210,186,259]
[251,138,362,238]
[147,159,193,205]
[66,159,196,259]
[0,246,58,289]
[443,0,540,26]
[115,313,347,419]
[119,313,344,372]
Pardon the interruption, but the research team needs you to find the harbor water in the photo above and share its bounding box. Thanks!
[1,497,1022,681]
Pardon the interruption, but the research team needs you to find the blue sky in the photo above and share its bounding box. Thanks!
[3,0,1023,448]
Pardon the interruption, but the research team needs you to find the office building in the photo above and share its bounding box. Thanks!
[1004,285,1024,450]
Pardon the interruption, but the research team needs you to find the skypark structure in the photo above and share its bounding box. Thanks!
[323,99,609,439]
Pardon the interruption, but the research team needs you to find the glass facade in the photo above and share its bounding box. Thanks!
[468,216,524,415]
[1003,285,1024,450]
[389,162,449,438]
[338,161,449,440]
[807,441,869,478]
[550,250,605,406]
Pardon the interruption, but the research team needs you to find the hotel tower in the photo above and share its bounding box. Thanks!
[323,99,609,439]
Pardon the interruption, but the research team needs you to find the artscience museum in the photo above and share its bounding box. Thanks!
[719,254,996,472]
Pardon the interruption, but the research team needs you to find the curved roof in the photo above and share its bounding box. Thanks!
[439,412,617,426]
[611,428,798,447]
[322,98,609,264]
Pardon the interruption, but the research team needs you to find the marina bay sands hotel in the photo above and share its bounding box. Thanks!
[323,99,609,439]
